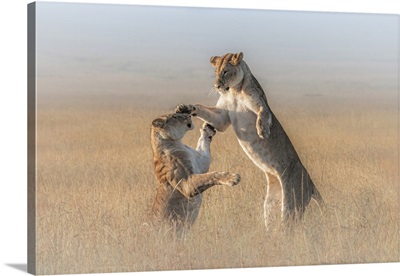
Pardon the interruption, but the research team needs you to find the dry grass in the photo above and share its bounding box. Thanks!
[35,97,398,274]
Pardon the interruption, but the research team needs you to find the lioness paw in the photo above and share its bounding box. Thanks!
[257,114,272,139]
[202,123,216,138]
[175,104,196,115]
[216,172,241,186]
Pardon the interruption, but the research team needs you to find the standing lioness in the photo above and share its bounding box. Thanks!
[151,113,240,236]
[176,52,323,229]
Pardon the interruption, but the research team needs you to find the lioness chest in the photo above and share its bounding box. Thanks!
[182,145,210,174]
[163,144,208,222]
[218,93,258,139]
[217,93,278,173]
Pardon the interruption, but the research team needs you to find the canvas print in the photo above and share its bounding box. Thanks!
[28,2,399,275]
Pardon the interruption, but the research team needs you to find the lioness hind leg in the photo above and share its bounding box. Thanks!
[311,185,325,213]
[264,173,283,230]
[281,179,297,223]
[282,169,317,223]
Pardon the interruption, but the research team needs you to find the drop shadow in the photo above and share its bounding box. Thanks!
[6,263,27,273]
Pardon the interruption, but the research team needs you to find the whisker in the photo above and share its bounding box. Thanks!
[208,87,217,97]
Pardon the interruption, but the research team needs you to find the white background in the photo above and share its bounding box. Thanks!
[0,0,398,275]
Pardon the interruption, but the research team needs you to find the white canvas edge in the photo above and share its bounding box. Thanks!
[0,0,398,276]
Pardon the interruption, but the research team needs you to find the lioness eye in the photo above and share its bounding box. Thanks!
[223,70,227,76]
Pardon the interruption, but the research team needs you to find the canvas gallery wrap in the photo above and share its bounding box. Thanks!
[27,2,399,275]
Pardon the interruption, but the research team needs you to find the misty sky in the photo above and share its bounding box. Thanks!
[35,2,398,105]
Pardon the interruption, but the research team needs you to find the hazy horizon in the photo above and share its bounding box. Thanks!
[36,3,398,108]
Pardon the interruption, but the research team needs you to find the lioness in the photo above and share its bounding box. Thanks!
[150,113,240,236]
[176,52,324,229]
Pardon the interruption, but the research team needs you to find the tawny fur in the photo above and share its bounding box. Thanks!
[176,52,324,229]
[150,113,240,236]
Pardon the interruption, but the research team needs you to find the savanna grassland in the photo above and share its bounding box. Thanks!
[35,94,399,275]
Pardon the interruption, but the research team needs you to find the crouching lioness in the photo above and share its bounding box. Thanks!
[150,113,240,236]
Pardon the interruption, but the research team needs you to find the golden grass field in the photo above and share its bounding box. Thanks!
[35,95,398,274]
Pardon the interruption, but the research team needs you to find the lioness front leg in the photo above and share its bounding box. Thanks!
[172,171,240,198]
[214,172,241,186]
[238,90,273,139]
[175,104,231,132]
[256,106,272,139]
[196,123,216,153]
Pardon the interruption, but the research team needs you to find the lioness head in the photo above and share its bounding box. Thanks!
[210,52,244,93]
[151,113,194,140]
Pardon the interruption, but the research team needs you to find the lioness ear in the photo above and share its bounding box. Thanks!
[210,56,220,67]
[230,52,243,66]
[152,118,165,128]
